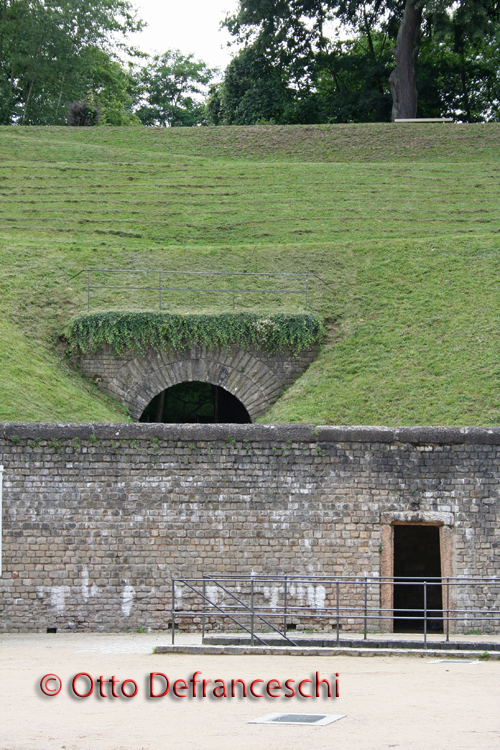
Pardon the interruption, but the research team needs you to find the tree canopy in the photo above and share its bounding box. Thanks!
[135,51,216,127]
[210,0,500,122]
[0,0,145,124]
[0,0,499,126]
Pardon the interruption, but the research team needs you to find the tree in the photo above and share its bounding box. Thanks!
[136,50,216,127]
[0,0,143,124]
[207,33,394,125]
[224,0,500,120]
[417,19,500,121]
[315,33,393,122]
[206,45,295,125]
[79,47,141,125]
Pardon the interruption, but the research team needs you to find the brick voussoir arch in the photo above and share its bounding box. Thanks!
[77,343,319,422]
[114,347,283,421]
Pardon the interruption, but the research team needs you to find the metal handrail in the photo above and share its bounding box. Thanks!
[199,575,297,647]
[172,579,269,647]
[171,574,500,649]
[172,577,298,647]
[70,268,311,312]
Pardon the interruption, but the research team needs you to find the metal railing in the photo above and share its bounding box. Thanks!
[70,269,311,312]
[170,574,500,649]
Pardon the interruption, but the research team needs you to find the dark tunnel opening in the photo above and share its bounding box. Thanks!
[139,381,251,424]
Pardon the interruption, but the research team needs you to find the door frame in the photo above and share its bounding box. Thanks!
[380,511,454,633]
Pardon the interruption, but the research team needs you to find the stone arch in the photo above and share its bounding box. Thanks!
[106,345,286,422]
[77,343,318,422]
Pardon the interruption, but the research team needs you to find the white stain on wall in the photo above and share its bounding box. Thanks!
[121,585,135,616]
[307,584,316,608]
[81,569,89,601]
[263,586,279,608]
[315,585,326,609]
[50,586,70,613]
[206,585,220,606]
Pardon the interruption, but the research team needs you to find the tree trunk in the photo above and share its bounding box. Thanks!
[389,0,422,120]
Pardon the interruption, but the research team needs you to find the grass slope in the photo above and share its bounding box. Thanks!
[0,123,498,424]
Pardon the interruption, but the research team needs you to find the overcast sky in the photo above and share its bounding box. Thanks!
[130,0,240,72]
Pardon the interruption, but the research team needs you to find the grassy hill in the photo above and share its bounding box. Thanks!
[0,123,499,424]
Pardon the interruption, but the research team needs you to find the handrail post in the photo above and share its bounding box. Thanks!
[159,271,162,311]
[171,579,175,645]
[336,581,340,645]
[364,578,368,640]
[202,576,206,639]
[305,274,309,310]
[424,581,427,649]
[446,577,450,642]
[283,575,287,637]
[232,273,235,309]
[250,579,254,645]
[87,270,90,312]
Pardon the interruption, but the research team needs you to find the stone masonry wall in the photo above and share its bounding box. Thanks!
[76,344,318,421]
[0,423,499,633]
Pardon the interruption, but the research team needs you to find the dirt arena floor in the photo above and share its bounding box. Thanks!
[1,633,499,750]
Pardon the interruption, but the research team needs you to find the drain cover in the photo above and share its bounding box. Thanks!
[249,713,345,726]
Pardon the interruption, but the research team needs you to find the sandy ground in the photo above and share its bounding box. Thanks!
[1,633,499,750]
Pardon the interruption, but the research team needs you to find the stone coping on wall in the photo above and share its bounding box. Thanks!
[1,422,500,445]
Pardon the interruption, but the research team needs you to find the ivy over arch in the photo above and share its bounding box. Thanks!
[66,312,325,358]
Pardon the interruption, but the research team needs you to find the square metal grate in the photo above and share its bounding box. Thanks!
[249,713,346,726]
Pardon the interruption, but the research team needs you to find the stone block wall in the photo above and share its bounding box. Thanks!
[0,423,499,633]
[76,344,318,421]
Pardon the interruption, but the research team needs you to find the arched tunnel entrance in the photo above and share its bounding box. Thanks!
[139,381,251,424]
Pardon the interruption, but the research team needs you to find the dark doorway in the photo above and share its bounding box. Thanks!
[139,381,251,423]
[393,525,443,633]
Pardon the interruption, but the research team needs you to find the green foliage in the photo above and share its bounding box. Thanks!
[67,98,101,126]
[80,48,141,126]
[66,312,325,357]
[207,47,295,126]
[136,50,216,127]
[222,1,500,123]
[417,24,500,122]
[314,32,394,123]
[0,0,143,125]
[207,32,393,126]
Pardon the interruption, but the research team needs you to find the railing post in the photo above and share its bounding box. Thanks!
[87,270,90,312]
[364,578,368,640]
[250,578,254,645]
[305,274,309,310]
[446,577,450,642]
[283,575,287,637]
[0,466,3,577]
[202,576,206,639]
[336,581,340,645]
[232,273,235,309]
[424,580,427,649]
[159,271,162,311]
[171,579,175,645]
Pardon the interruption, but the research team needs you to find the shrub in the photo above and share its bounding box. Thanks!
[67,100,101,126]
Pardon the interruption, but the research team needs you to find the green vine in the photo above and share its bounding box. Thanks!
[65,312,325,357]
